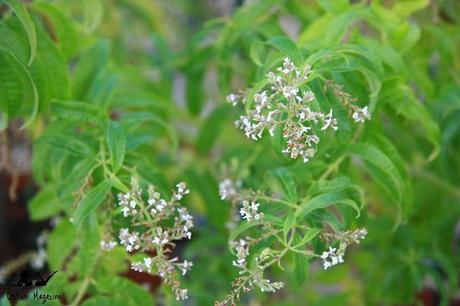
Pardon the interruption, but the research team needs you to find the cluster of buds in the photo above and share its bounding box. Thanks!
[228,57,371,163]
[320,246,345,270]
[219,178,265,224]
[231,239,249,269]
[216,247,284,306]
[320,228,367,270]
[324,80,371,123]
[239,200,263,222]
[100,240,117,251]
[219,178,241,201]
[218,176,288,304]
[101,177,194,300]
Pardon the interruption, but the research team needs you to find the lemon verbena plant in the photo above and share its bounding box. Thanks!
[0,0,459,306]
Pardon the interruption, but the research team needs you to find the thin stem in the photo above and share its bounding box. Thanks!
[319,124,363,182]
[255,195,297,209]
[70,250,103,306]
[70,276,91,306]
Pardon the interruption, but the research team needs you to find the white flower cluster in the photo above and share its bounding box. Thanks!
[117,192,139,217]
[231,239,249,269]
[324,80,371,124]
[347,228,368,243]
[239,200,263,222]
[119,228,141,252]
[228,57,372,162]
[219,178,265,223]
[105,178,194,300]
[228,57,339,162]
[100,240,117,251]
[320,228,368,270]
[219,178,241,200]
[320,246,345,270]
[217,246,284,305]
[131,257,154,273]
[352,106,371,123]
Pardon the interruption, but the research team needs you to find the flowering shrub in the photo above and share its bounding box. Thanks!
[0,0,459,306]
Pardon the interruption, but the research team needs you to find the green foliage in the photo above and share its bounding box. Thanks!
[1,0,459,305]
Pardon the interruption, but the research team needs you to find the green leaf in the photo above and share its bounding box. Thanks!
[72,180,111,226]
[196,104,232,153]
[47,219,76,270]
[78,215,100,277]
[267,36,303,65]
[0,47,39,129]
[81,297,126,306]
[308,176,353,195]
[371,133,413,217]
[317,0,350,14]
[32,2,79,59]
[283,214,296,241]
[72,41,109,100]
[268,167,298,203]
[229,221,261,247]
[29,23,70,109]
[0,17,70,111]
[28,185,60,221]
[95,276,155,306]
[121,111,178,151]
[380,77,441,160]
[0,22,28,64]
[186,70,204,116]
[392,0,429,18]
[299,9,366,47]
[249,39,265,66]
[38,134,97,159]
[296,192,360,220]
[293,252,310,286]
[350,142,404,223]
[106,121,126,172]
[5,0,37,66]
[51,100,107,127]
[109,175,130,193]
[82,0,105,34]
[297,227,321,246]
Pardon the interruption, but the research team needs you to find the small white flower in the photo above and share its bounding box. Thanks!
[227,93,239,106]
[131,262,145,272]
[100,240,117,251]
[175,182,190,200]
[352,106,371,123]
[239,201,263,222]
[321,109,338,131]
[144,257,153,271]
[231,239,249,269]
[117,192,139,217]
[219,179,241,200]
[302,91,315,103]
[119,228,140,252]
[178,260,193,275]
[320,246,345,270]
[152,228,170,246]
[176,288,188,300]
[281,85,299,99]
